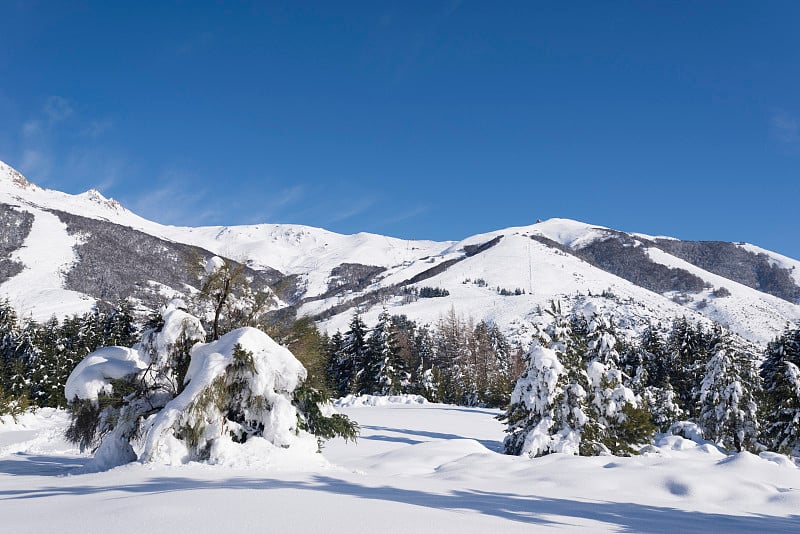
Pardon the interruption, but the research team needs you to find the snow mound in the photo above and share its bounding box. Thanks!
[365,438,492,476]
[334,394,428,407]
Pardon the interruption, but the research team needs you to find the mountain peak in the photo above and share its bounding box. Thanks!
[79,188,122,212]
[0,160,38,191]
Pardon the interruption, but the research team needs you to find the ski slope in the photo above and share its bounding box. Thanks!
[0,401,799,533]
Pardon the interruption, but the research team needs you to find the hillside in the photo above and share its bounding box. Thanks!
[1,160,799,344]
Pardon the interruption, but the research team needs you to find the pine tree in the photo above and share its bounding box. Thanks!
[0,299,20,394]
[342,312,368,395]
[761,328,800,455]
[699,327,760,452]
[582,313,653,455]
[30,316,67,407]
[364,309,407,395]
[325,331,346,396]
[484,322,512,407]
[668,317,709,418]
[104,300,138,347]
[504,302,590,456]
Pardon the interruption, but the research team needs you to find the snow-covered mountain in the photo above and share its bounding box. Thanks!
[1,160,799,344]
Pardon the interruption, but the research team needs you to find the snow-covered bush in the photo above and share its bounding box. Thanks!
[65,300,357,469]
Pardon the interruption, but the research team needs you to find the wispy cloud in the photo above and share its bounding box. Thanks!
[81,119,113,138]
[123,169,221,227]
[12,95,117,187]
[43,95,74,124]
[376,204,430,228]
[20,148,51,181]
[175,31,215,56]
[770,110,800,152]
[327,195,377,224]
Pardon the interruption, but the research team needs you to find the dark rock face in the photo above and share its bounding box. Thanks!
[0,204,34,283]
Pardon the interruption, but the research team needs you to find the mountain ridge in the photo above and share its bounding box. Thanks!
[0,160,798,345]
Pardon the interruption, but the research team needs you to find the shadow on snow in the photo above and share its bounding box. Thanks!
[0,472,797,532]
[361,424,504,452]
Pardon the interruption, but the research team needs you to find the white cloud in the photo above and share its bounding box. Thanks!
[770,110,800,150]
[43,96,74,124]
[124,171,220,227]
[20,149,51,180]
[327,195,377,224]
[82,119,113,138]
[22,120,42,139]
[10,96,116,186]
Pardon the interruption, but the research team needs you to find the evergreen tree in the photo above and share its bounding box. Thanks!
[761,328,800,455]
[668,317,709,418]
[699,327,760,452]
[341,312,368,395]
[103,300,138,347]
[0,299,20,394]
[582,313,653,455]
[504,302,590,456]
[325,331,346,396]
[30,316,68,407]
[364,309,407,395]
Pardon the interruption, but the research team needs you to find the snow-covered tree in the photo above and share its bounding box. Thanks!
[581,313,653,456]
[761,328,800,455]
[506,302,654,457]
[343,312,369,395]
[668,317,709,418]
[65,299,357,469]
[364,309,408,395]
[504,302,590,457]
[698,328,760,452]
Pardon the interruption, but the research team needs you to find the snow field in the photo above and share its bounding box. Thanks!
[2,400,800,533]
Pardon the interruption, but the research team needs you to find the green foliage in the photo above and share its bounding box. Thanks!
[266,316,331,393]
[760,328,800,455]
[294,383,359,450]
[609,404,658,456]
[0,387,30,423]
[0,299,140,411]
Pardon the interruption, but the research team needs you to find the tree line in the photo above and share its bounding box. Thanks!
[0,299,138,414]
[324,307,521,407]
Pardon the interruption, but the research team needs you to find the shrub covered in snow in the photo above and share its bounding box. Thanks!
[65,300,357,469]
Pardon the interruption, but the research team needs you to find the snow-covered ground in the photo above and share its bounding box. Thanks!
[1,401,799,533]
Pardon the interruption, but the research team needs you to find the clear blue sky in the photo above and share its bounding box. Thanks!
[2,1,799,257]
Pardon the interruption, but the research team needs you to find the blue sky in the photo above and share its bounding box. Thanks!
[1,1,799,257]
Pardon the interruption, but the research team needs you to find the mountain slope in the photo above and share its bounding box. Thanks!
[1,160,798,343]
